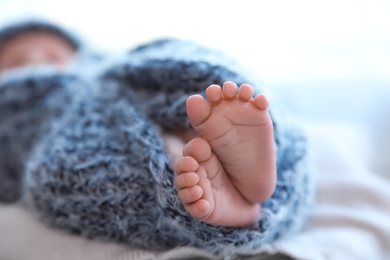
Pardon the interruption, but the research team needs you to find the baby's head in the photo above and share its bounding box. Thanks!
[0,21,80,73]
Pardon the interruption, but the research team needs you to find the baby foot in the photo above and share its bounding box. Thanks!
[186,82,277,204]
[174,82,277,227]
[174,137,261,226]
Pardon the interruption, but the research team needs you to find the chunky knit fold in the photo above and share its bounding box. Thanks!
[0,39,314,258]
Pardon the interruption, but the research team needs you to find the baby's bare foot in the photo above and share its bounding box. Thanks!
[174,137,261,226]
[187,82,276,203]
[174,82,276,227]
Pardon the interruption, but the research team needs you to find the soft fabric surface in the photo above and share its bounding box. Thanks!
[0,39,312,257]
[1,122,389,260]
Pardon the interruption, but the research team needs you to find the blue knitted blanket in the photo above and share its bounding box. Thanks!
[0,39,314,257]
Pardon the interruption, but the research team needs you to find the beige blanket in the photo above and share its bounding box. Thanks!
[1,123,389,260]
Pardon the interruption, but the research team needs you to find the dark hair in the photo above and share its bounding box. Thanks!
[0,21,81,52]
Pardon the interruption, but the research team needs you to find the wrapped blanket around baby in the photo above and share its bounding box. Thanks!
[0,39,314,258]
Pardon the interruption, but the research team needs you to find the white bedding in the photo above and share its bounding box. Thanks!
[1,123,389,260]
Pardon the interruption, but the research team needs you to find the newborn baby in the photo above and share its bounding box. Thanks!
[0,23,77,72]
[0,21,277,227]
[0,21,81,202]
[0,20,313,257]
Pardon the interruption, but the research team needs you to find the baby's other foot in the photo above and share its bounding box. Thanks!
[186,82,276,204]
[174,137,261,227]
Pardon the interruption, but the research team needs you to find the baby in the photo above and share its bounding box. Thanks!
[0,22,276,228]
[0,23,77,72]
[0,22,81,203]
[0,21,311,256]
[174,84,276,226]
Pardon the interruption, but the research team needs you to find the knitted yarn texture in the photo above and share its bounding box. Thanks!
[0,39,314,257]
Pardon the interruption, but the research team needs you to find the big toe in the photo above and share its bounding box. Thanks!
[182,137,212,163]
[184,199,211,219]
[186,95,211,127]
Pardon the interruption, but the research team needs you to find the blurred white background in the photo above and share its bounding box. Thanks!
[1,0,389,175]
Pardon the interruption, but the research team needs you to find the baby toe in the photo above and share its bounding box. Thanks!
[174,156,198,174]
[185,199,211,219]
[182,137,212,163]
[253,93,270,109]
[222,81,238,100]
[205,84,223,103]
[175,172,200,189]
[186,95,212,127]
[178,185,203,204]
[238,84,255,101]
